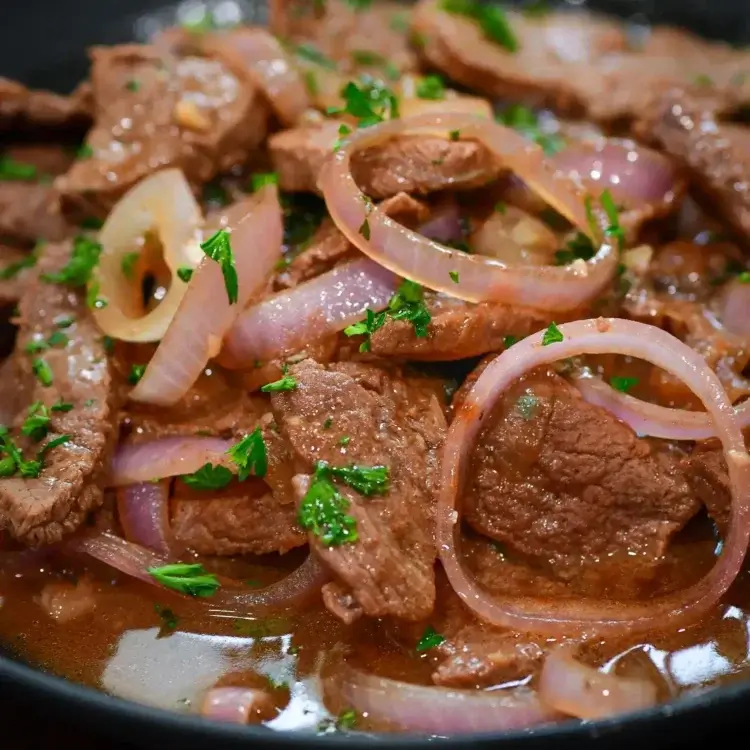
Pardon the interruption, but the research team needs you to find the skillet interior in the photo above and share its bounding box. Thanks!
[2,0,750,747]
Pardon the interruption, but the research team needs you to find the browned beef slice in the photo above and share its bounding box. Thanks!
[0,182,68,244]
[56,45,269,218]
[412,0,750,122]
[0,78,91,132]
[684,446,730,535]
[462,368,699,574]
[0,245,34,304]
[269,0,417,75]
[0,242,121,546]
[269,120,501,198]
[648,92,750,239]
[270,360,445,621]
[3,145,76,177]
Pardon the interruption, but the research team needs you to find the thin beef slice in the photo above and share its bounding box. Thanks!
[0,241,121,545]
[0,182,68,244]
[683,445,730,536]
[462,368,699,575]
[56,45,269,219]
[271,360,445,621]
[0,78,91,133]
[0,245,34,305]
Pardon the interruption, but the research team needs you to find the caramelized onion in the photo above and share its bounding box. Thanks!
[116,481,172,555]
[131,186,283,405]
[92,169,204,342]
[439,318,750,636]
[538,646,658,720]
[320,113,618,311]
[221,258,397,369]
[202,687,275,724]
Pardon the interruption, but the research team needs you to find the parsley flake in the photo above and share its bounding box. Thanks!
[261,375,298,392]
[449,270,460,283]
[610,376,639,393]
[554,232,595,266]
[298,466,358,546]
[128,364,146,385]
[31,358,53,387]
[251,172,278,192]
[515,393,539,420]
[51,400,74,413]
[449,129,460,141]
[359,217,371,240]
[121,251,139,279]
[77,144,94,160]
[0,251,37,280]
[176,266,193,283]
[126,79,140,92]
[416,625,445,652]
[416,75,445,100]
[41,235,102,287]
[441,0,518,52]
[329,80,399,127]
[496,104,564,155]
[503,334,519,348]
[295,43,337,70]
[541,322,564,346]
[181,463,234,490]
[226,427,267,480]
[0,156,38,181]
[200,229,238,305]
[21,402,51,442]
[148,563,220,598]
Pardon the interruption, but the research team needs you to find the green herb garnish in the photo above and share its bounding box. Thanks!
[261,375,298,392]
[226,427,267,480]
[200,229,238,305]
[541,322,563,346]
[554,232,596,266]
[51,400,74,413]
[176,266,193,283]
[31,358,53,387]
[441,0,518,51]
[0,157,38,181]
[610,376,638,393]
[121,252,139,280]
[416,625,445,652]
[295,43,337,70]
[77,144,94,160]
[416,75,445,100]
[126,79,140,92]
[600,189,624,250]
[515,393,539,420]
[21,402,51,442]
[0,251,37,280]
[147,563,220,597]
[155,604,178,630]
[329,80,399,127]
[251,172,278,192]
[298,464,358,546]
[496,104,564,155]
[181,463,234,490]
[128,364,146,385]
[449,270,459,283]
[47,331,68,348]
[41,235,102,287]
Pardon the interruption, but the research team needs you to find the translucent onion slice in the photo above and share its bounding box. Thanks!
[438,318,750,637]
[320,113,618,311]
[116,481,172,555]
[131,185,283,406]
[202,687,274,724]
[92,169,204,342]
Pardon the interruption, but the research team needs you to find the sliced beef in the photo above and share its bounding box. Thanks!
[0,182,68,244]
[0,245,34,304]
[0,78,91,133]
[412,0,750,123]
[3,145,76,178]
[462,368,699,576]
[269,119,502,198]
[0,242,122,545]
[683,445,730,536]
[56,45,269,219]
[270,360,445,621]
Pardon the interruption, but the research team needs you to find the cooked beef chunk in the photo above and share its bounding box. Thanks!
[0,245,34,304]
[0,182,68,244]
[0,78,91,133]
[684,445,730,535]
[412,0,750,123]
[647,91,750,239]
[462,368,699,576]
[0,242,122,545]
[271,360,445,621]
[269,120,502,198]
[269,0,417,75]
[370,294,556,361]
[3,145,76,177]
[56,45,269,219]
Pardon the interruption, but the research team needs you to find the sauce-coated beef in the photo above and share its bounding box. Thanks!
[0,78,91,133]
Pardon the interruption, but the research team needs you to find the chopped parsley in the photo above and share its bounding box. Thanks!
[449,129,460,141]
[24,338,48,354]
[333,123,352,152]
[126,79,140,92]
[390,12,409,32]
[503,334,520,348]
[55,316,75,329]
[496,104,564,155]
[295,42,337,70]
[739,271,750,284]
[336,709,358,731]
[202,182,229,207]
[416,625,445,652]
[495,201,507,214]
[101,335,114,354]
[47,331,68,348]
[358,217,371,240]
[323,417,333,429]
[261,375,298,392]
[610,375,638,393]
[416,75,445,100]
[155,604,178,631]
[522,0,549,16]
[298,465,357,546]
[329,80,399,127]
[51,400,74,413]
[77,144,94,160]
[449,270,460,283]
[325,462,389,496]
[441,0,518,52]
[121,251,139,280]
[147,563,220,598]
[86,280,107,310]
[41,235,102,287]
[600,189,624,250]
[541,322,563,346]
[31,358,53,387]
[694,74,713,87]
[0,156,38,181]
[554,232,595,266]
[128,364,146,385]
[251,172,278,192]
[0,426,70,479]
[345,0,372,8]
[304,69,319,96]
[176,266,193,283]
[351,49,386,67]
[0,252,36,280]
[515,393,539,420]
[79,216,104,230]
[181,463,234,490]
[226,427,267,480]
[339,435,351,446]
[200,229,238,305]
[21,402,51,442]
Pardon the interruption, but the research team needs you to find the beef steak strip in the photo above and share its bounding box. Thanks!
[269,119,502,198]
[0,182,69,244]
[0,241,122,546]
[0,245,35,305]
[0,78,92,133]
[462,367,699,576]
[56,44,269,219]
[270,360,445,621]
[683,445,730,536]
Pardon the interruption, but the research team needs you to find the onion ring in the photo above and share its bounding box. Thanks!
[131,185,283,405]
[92,169,204,342]
[319,113,618,311]
[116,481,172,555]
[438,318,750,637]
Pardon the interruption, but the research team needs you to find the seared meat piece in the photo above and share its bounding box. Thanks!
[0,78,91,133]
[683,445,730,536]
[0,182,68,244]
[3,145,76,178]
[0,241,122,545]
[271,360,445,622]
[462,368,699,576]
[0,245,35,305]
[269,120,501,198]
[56,45,269,218]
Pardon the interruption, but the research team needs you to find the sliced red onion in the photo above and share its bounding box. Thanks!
[417,201,463,244]
[538,647,657,720]
[439,318,750,637]
[221,258,397,369]
[131,186,283,406]
[327,663,560,734]
[320,113,618,311]
[718,278,750,338]
[202,687,275,724]
[117,481,172,555]
[110,437,232,487]
[68,532,329,613]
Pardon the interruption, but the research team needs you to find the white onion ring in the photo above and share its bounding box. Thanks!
[538,646,658,720]
[131,185,283,405]
[320,113,618,311]
[116,481,172,555]
[221,258,397,369]
[110,437,232,487]
[69,532,329,613]
[325,661,560,734]
[438,318,750,637]
[202,687,273,724]
[92,169,204,342]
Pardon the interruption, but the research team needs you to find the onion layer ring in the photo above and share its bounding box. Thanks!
[438,318,750,637]
[319,113,618,311]
[116,481,172,555]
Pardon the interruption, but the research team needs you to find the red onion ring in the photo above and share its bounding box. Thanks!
[116,481,172,555]
[438,318,750,637]
[202,687,274,724]
[68,532,329,613]
[325,662,560,734]
[220,258,397,369]
[110,437,232,487]
[319,113,618,311]
[538,646,657,720]
[131,186,283,406]
[718,278,750,338]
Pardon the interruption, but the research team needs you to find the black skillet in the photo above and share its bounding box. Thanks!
[2,0,750,747]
